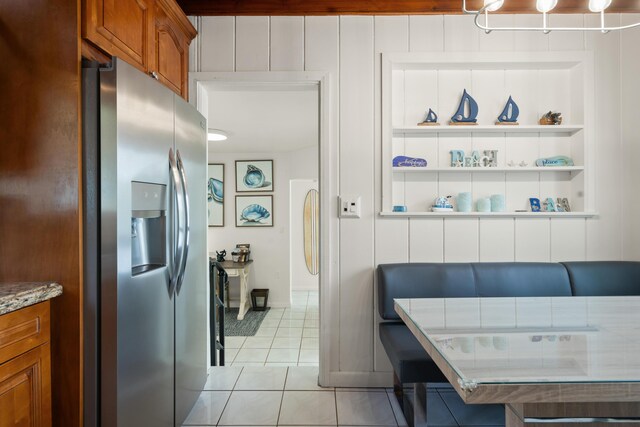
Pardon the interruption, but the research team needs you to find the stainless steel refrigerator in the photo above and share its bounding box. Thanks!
[82,58,207,427]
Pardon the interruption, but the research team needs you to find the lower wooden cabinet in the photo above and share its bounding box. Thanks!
[0,302,52,427]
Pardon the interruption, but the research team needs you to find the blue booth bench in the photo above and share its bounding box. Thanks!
[376,261,640,424]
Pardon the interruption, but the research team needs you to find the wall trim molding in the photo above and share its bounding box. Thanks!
[189,70,338,381]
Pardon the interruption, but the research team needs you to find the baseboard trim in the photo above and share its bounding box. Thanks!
[320,370,393,388]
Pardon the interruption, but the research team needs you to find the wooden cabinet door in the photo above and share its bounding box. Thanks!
[0,344,51,427]
[152,0,195,98]
[84,0,154,72]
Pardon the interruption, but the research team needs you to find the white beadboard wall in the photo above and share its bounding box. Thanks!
[191,14,640,384]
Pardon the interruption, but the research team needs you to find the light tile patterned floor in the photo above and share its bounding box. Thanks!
[223,291,319,367]
[183,366,408,426]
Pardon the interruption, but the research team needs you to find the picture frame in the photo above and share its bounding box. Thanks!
[207,164,224,227]
[235,160,274,192]
[235,195,274,227]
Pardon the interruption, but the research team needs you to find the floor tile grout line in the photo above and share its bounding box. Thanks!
[275,369,288,426]
[334,388,339,426]
[384,387,401,427]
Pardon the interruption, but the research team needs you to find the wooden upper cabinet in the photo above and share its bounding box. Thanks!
[83,0,153,72]
[83,0,196,98]
[152,0,196,98]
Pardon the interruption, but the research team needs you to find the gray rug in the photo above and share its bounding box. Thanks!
[224,308,270,336]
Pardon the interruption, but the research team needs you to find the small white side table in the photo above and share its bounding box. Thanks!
[216,260,253,320]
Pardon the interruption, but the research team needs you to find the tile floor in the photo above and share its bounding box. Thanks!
[183,366,408,426]
[223,291,319,367]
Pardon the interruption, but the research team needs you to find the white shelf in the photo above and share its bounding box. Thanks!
[380,211,598,218]
[393,125,584,136]
[393,166,584,173]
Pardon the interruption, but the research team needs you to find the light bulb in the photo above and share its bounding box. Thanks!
[483,0,504,12]
[589,0,612,12]
[207,129,228,141]
[536,0,558,13]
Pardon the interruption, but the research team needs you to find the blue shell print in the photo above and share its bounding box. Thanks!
[208,178,223,203]
[240,204,271,224]
[243,165,266,188]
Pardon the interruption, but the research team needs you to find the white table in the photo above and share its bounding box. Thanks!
[395,296,640,426]
[216,260,253,320]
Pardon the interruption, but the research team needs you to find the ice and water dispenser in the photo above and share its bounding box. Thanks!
[131,181,167,276]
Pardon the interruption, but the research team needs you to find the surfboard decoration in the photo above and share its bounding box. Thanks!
[303,189,320,276]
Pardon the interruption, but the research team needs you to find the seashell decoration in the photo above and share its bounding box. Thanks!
[240,204,271,223]
[243,165,266,188]
[208,178,223,203]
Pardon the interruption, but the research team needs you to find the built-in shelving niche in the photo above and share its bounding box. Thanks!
[381,52,596,218]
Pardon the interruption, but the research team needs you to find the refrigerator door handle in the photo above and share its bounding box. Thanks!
[169,148,186,297]
[175,149,190,295]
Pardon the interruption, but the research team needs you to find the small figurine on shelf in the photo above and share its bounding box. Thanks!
[542,198,557,212]
[471,151,482,167]
[432,196,454,212]
[529,198,541,212]
[450,150,465,167]
[393,156,427,167]
[496,96,520,125]
[482,150,498,167]
[216,250,227,262]
[418,108,440,126]
[450,89,479,125]
[557,198,571,212]
[539,111,563,125]
[535,156,574,167]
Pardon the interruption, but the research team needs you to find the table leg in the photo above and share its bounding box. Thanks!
[506,405,525,427]
[237,267,250,320]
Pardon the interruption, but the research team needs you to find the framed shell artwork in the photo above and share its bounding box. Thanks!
[235,160,274,192]
[207,164,224,227]
[235,195,273,227]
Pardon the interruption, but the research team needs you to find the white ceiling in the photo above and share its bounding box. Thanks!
[206,84,319,153]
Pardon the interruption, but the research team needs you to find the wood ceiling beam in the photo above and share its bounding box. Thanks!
[177,0,640,16]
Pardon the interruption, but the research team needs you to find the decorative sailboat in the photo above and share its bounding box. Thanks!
[496,96,520,125]
[450,89,479,125]
[418,108,439,126]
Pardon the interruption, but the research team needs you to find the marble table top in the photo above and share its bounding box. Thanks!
[0,282,63,316]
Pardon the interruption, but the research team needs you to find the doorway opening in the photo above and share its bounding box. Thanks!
[200,80,320,368]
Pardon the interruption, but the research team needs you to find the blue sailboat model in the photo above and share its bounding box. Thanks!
[496,96,520,125]
[418,108,439,126]
[450,89,478,125]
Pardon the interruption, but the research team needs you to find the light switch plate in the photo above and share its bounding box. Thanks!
[339,196,361,218]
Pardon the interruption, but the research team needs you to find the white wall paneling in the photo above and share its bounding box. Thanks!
[200,17,235,71]
[515,218,551,261]
[374,15,410,374]
[444,218,479,262]
[409,15,444,52]
[621,15,640,261]
[190,14,639,387]
[235,16,270,71]
[339,16,376,374]
[270,16,304,71]
[479,219,515,262]
[409,218,444,262]
[585,14,622,261]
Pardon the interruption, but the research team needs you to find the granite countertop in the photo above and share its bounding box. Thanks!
[0,282,63,316]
